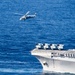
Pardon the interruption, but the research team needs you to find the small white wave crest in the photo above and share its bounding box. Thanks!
[0,68,42,73]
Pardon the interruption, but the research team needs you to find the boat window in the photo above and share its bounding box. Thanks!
[51,53,54,54]
[65,54,67,57]
[60,54,64,57]
[71,54,73,57]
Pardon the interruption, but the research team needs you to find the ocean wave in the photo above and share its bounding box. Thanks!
[14,12,23,16]
[0,60,39,64]
[0,68,42,73]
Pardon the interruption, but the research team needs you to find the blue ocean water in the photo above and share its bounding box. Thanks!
[0,0,75,75]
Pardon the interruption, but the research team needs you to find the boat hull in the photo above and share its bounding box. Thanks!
[35,56,75,74]
[31,48,75,74]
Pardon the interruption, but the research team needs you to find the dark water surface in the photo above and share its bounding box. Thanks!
[0,0,75,75]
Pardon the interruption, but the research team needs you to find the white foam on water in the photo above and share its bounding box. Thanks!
[0,60,39,64]
[14,13,23,16]
[0,68,42,73]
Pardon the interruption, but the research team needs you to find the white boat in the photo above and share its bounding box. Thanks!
[31,43,75,74]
